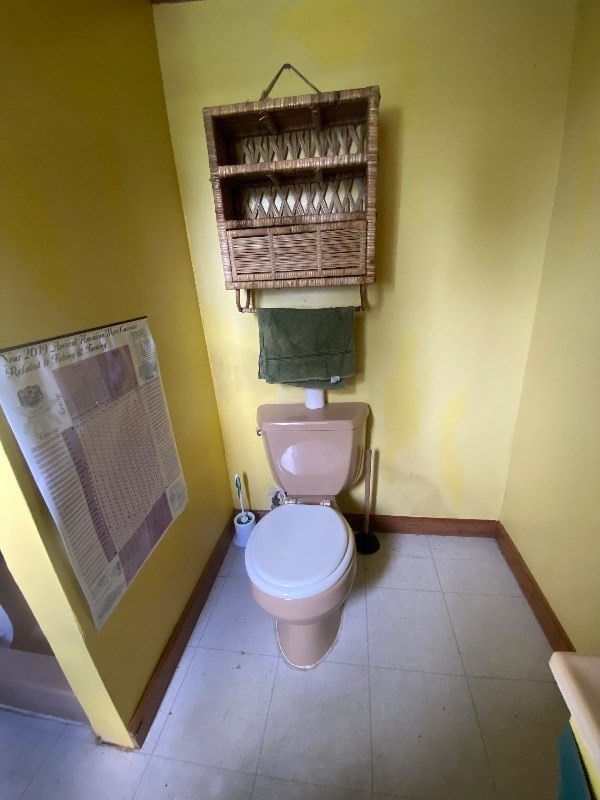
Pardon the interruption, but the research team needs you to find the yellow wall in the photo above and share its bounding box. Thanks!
[0,441,132,745]
[154,0,575,519]
[0,0,230,735]
[501,0,600,654]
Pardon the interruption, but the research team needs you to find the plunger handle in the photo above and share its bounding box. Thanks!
[355,448,380,554]
[355,447,379,555]
[363,448,372,535]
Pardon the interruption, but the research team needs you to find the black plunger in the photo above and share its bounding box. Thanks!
[355,447,380,555]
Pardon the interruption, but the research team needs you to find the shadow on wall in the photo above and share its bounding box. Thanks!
[434,111,555,316]
[374,107,403,292]
[339,447,448,517]
[0,553,52,655]
[354,107,403,380]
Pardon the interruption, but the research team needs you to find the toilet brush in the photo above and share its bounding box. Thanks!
[355,448,380,555]
[234,474,250,523]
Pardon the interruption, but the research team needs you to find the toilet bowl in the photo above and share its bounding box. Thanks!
[245,503,356,668]
[245,401,369,668]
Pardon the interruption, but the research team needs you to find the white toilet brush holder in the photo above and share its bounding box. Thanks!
[234,511,256,547]
[233,472,255,546]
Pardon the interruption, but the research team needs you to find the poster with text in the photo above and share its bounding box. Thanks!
[0,317,187,628]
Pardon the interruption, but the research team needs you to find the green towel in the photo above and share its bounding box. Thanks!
[257,307,355,389]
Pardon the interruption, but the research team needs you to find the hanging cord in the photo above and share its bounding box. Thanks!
[260,63,321,100]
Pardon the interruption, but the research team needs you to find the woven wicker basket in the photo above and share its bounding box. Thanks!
[203,86,379,292]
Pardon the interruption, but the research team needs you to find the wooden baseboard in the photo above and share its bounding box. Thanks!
[254,509,496,537]
[495,522,574,652]
[128,508,572,745]
[257,508,572,651]
[344,513,497,537]
[128,512,234,746]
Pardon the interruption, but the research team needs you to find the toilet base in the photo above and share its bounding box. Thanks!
[248,551,356,670]
[276,607,342,669]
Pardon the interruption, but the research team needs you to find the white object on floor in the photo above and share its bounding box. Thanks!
[233,511,255,547]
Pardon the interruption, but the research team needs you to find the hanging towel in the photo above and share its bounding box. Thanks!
[257,307,355,389]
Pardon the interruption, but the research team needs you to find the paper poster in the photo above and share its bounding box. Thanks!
[0,317,187,629]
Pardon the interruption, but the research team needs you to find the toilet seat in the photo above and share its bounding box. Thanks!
[245,504,354,600]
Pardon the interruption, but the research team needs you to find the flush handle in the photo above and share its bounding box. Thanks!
[256,427,264,437]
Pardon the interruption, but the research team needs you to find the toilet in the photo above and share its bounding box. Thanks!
[245,401,369,669]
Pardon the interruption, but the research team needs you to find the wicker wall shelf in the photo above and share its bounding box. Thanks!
[203,86,379,293]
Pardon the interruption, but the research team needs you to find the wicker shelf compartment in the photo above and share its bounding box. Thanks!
[203,86,379,291]
[221,166,368,223]
[233,124,366,164]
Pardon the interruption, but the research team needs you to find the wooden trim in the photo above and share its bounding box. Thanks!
[128,512,234,746]
[132,507,572,729]
[344,512,497,537]
[256,509,572,650]
[495,522,574,652]
[254,509,496,537]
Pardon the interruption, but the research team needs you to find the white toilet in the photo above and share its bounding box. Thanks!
[245,401,369,668]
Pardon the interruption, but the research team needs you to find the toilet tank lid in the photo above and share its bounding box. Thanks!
[257,402,369,432]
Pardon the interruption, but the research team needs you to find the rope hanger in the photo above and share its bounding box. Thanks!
[232,68,368,314]
[260,63,321,100]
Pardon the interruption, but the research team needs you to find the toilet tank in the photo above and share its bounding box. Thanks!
[257,402,369,499]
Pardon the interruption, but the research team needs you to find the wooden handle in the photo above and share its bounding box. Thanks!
[363,447,372,535]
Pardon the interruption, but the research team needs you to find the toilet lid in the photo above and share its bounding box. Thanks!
[245,504,353,600]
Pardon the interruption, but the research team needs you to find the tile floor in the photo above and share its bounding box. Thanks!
[1,533,568,800]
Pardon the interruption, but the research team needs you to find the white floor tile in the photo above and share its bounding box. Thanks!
[370,668,495,799]
[252,775,373,799]
[354,554,367,587]
[219,543,238,576]
[200,576,279,656]
[188,577,226,646]
[370,532,432,558]
[367,588,463,674]
[137,646,197,754]
[258,660,372,791]
[154,649,277,772]
[428,535,503,562]
[445,593,553,680]
[133,756,254,799]
[1,527,565,800]
[229,547,249,577]
[0,719,60,800]
[61,722,97,743]
[162,646,196,706]
[436,556,523,595]
[0,707,66,734]
[326,583,368,666]
[20,735,148,800]
[138,706,169,756]
[470,676,568,800]
[365,554,441,591]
